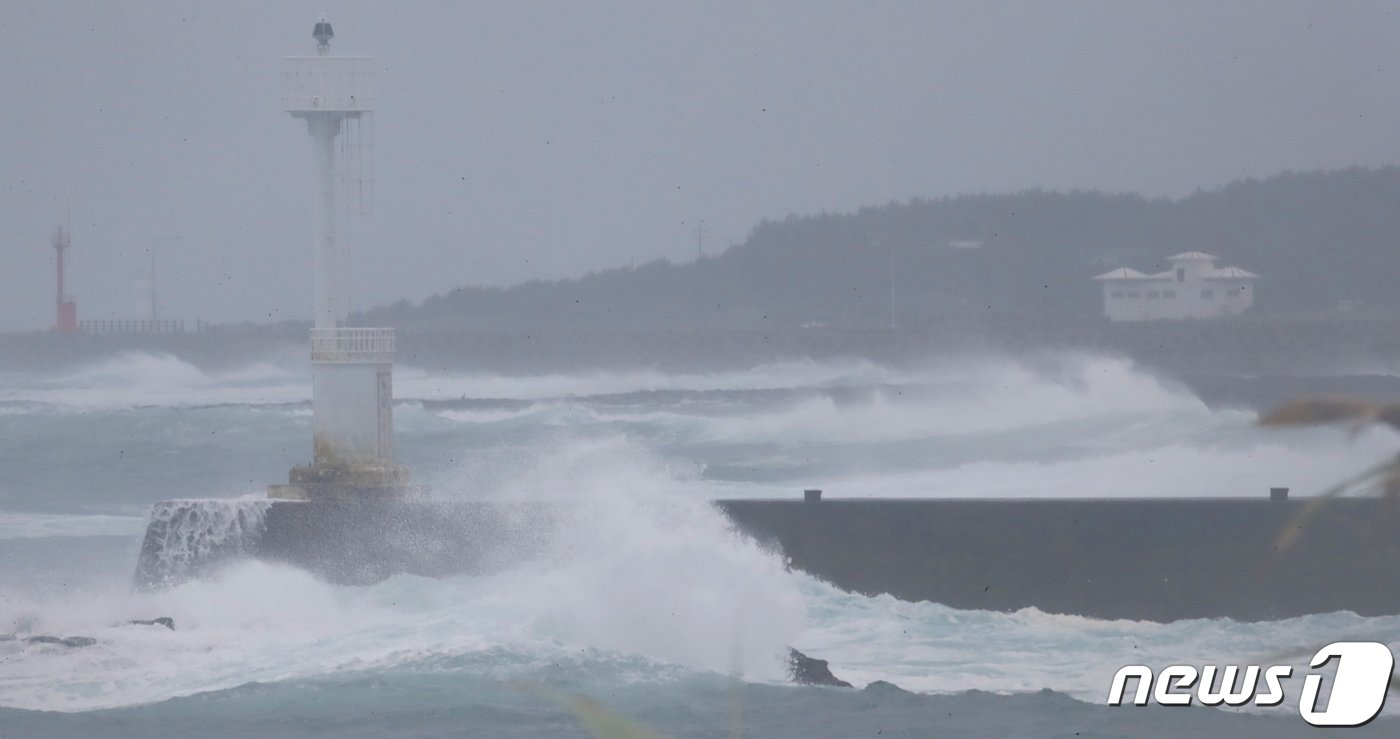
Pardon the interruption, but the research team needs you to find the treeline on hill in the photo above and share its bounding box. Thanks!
[356,167,1400,332]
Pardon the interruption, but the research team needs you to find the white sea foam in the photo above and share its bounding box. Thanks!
[796,433,1400,499]
[7,349,1400,717]
[135,497,273,586]
[0,512,147,540]
[7,555,1399,714]
[446,435,806,676]
[540,354,1204,445]
[798,575,1400,711]
[0,353,308,410]
[419,354,1197,434]
[0,436,804,712]
[417,353,1399,501]
[2,352,924,411]
[395,355,912,401]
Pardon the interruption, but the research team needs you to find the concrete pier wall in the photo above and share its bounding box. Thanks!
[254,499,563,584]
[717,498,1400,622]
[136,497,1400,622]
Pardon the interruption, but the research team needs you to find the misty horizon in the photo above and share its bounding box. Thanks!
[6,2,1400,331]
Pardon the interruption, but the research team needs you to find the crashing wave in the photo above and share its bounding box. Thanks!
[132,498,271,588]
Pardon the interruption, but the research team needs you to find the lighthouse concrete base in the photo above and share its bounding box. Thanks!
[268,460,416,501]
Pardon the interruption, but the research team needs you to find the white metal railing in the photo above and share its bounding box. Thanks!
[80,319,186,335]
[310,327,394,364]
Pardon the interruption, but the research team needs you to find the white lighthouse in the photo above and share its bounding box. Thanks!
[272,17,407,499]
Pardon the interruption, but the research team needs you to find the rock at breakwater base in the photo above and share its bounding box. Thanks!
[0,635,98,648]
[128,617,176,630]
[788,648,853,688]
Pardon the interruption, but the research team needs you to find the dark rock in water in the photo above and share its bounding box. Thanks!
[787,648,853,688]
[24,635,97,648]
[128,617,176,630]
[862,680,911,694]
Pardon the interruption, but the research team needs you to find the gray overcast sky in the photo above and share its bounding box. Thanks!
[3,1,1399,331]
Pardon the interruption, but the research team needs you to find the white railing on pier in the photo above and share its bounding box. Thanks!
[80,319,187,335]
[310,327,394,364]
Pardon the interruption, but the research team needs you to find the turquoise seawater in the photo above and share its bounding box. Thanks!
[2,351,1398,736]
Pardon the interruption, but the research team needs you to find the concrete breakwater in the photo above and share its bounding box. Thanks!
[720,497,1400,622]
[135,497,1400,622]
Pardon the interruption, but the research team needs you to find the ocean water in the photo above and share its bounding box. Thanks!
[1,351,1398,737]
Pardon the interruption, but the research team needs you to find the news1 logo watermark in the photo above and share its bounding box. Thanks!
[1107,641,1394,727]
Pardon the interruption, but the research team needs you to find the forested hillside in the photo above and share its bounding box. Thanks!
[358,168,1400,331]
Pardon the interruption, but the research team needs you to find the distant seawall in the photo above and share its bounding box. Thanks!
[136,497,1400,622]
[11,313,1400,377]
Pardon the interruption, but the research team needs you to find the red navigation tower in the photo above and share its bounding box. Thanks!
[52,226,78,332]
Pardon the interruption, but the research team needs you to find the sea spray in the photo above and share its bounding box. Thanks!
[10,353,1400,719]
[0,352,307,410]
[434,434,807,679]
[394,355,909,404]
[132,497,272,588]
[0,433,808,711]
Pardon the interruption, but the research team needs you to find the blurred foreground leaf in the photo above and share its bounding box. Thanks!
[1256,642,1400,695]
[513,682,666,739]
[1255,398,1400,693]
[1259,397,1400,551]
[1259,398,1400,432]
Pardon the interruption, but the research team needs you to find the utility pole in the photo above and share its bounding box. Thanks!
[889,241,896,331]
[694,220,708,260]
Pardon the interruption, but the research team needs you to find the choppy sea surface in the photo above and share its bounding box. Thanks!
[1,351,1398,737]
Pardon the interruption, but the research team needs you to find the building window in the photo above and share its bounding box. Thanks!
[1109,290,1123,298]
[1164,290,1176,298]
[1127,291,1140,298]
[1147,291,1159,299]
[1176,267,1185,282]
[1201,289,1214,299]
